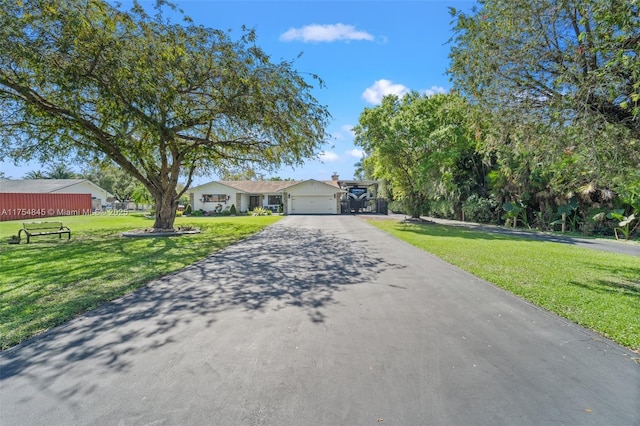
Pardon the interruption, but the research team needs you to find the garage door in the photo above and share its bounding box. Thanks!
[290,196,336,214]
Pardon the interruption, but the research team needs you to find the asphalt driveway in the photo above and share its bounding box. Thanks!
[1,215,638,425]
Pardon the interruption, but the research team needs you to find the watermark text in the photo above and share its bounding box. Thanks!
[1,208,129,217]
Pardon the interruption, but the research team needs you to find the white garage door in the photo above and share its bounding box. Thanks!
[290,196,336,214]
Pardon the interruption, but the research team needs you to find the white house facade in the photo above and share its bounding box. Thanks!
[188,175,389,215]
[189,179,344,215]
[284,180,342,215]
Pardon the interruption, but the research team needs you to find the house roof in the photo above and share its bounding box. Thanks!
[338,179,380,187]
[218,180,301,193]
[192,179,342,194]
[0,179,110,195]
[277,179,344,192]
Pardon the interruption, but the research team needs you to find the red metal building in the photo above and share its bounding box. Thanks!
[0,192,92,221]
[0,179,109,222]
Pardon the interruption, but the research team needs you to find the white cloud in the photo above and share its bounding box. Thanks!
[319,151,340,162]
[423,86,448,96]
[341,124,355,138]
[333,124,355,141]
[348,149,364,159]
[362,79,410,105]
[280,23,374,43]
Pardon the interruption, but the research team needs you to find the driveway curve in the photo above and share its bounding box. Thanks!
[1,215,638,425]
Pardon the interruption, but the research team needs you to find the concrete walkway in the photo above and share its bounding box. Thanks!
[1,216,638,425]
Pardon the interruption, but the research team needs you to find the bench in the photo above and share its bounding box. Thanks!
[18,221,71,244]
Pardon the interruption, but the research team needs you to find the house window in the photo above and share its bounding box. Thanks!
[268,195,282,205]
[202,194,227,203]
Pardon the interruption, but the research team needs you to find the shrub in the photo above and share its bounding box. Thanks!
[462,194,498,224]
[588,208,616,237]
[230,204,237,215]
[175,210,183,217]
[184,204,192,215]
[252,207,272,216]
[388,200,405,214]
[427,199,455,219]
[389,199,429,218]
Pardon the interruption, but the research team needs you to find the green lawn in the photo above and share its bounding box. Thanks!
[3,214,638,352]
[0,214,281,350]
[367,219,640,352]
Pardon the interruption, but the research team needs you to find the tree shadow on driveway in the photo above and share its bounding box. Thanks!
[1,223,403,385]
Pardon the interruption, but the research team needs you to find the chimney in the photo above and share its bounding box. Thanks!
[331,172,339,181]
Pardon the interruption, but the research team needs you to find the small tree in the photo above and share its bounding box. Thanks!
[131,184,153,210]
[23,170,47,179]
[46,163,78,179]
[229,204,237,215]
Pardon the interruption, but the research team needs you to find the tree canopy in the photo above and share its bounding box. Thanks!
[445,0,639,234]
[448,0,639,192]
[80,161,137,202]
[449,0,639,138]
[354,92,480,218]
[0,0,330,230]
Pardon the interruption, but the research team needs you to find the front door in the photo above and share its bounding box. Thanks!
[249,195,260,211]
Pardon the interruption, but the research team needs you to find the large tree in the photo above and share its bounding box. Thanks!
[0,0,329,230]
[449,0,639,138]
[448,0,640,226]
[354,92,478,218]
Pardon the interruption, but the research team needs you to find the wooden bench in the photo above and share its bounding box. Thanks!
[18,221,71,244]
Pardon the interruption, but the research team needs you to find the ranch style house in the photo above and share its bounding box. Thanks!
[189,175,387,215]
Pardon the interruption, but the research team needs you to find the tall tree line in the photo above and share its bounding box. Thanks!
[355,0,638,237]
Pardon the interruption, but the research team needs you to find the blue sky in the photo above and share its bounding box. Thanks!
[1,0,475,185]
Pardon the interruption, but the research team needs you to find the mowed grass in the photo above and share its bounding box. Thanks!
[0,214,281,350]
[367,219,640,351]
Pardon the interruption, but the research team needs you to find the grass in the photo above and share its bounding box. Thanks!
[367,219,640,352]
[0,213,281,350]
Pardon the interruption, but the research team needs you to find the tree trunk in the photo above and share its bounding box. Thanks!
[153,189,179,231]
[407,192,427,219]
[454,202,463,221]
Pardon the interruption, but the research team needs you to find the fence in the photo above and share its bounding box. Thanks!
[340,198,388,215]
